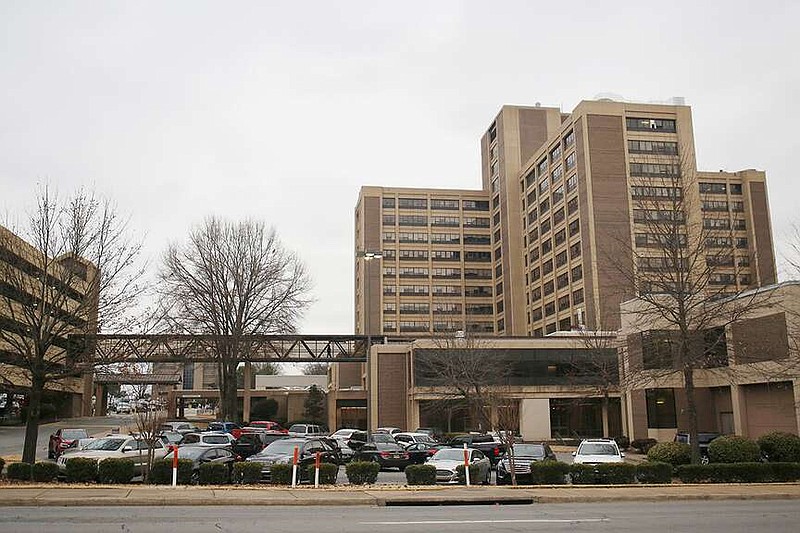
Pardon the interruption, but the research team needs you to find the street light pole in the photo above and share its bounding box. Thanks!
[358,250,382,432]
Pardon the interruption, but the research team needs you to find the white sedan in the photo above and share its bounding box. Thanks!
[427,447,491,484]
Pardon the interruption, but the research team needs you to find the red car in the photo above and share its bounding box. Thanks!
[48,428,89,459]
[248,421,288,433]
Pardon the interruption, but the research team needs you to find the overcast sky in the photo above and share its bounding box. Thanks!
[1,0,798,335]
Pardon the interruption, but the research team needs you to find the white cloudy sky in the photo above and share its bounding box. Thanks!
[1,0,798,334]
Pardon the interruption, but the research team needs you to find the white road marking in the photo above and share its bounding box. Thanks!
[361,518,609,525]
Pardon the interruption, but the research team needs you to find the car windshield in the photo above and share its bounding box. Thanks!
[512,444,545,456]
[62,430,88,440]
[288,425,306,433]
[433,449,466,461]
[578,443,618,455]
[371,434,395,444]
[176,447,208,459]
[84,438,126,451]
[260,440,301,456]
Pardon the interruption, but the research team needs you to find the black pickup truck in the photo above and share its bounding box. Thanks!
[447,434,506,465]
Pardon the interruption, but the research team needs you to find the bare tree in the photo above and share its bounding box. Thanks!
[566,330,620,438]
[159,217,312,422]
[0,186,145,463]
[133,407,168,482]
[608,149,771,463]
[414,334,522,484]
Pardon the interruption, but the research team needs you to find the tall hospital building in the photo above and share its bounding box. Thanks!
[354,99,775,340]
[332,98,785,435]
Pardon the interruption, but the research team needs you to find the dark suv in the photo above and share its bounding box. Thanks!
[674,432,721,463]
[245,438,339,482]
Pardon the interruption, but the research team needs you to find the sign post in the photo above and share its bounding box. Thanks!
[172,446,178,487]
[463,443,470,487]
[291,446,299,488]
[314,451,321,488]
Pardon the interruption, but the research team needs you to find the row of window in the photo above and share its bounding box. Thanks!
[383,215,491,228]
[628,140,678,155]
[381,250,492,262]
[382,198,490,211]
[629,163,680,178]
[699,182,743,195]
[626,117,677,132]
[383,267,494,279]
[703,218,746,230]
[383,321,494,333]
[701,200,744,212]
[382,232,492,245]
[531,287,585,322]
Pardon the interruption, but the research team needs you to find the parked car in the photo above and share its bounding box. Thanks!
[330,428,361,440]
[415,427,444,442]
[48,428,89,459]
[287,423,326,438]
[404,442,442,464]
[179,432,236,448]
[231,432,270,459]
[674,432,721,464]
[353,433,410,470]
[447,434,506,465]
[160,421,200,435]
[248,421,288,433]
[113,402,132,414]
[572,439,625,465]
[163,445,238,483]
[158,431,185,449]
[207,422,242,439]
[245,438,339,482]
[394,432,437,446]
[496,443,557,485]
[56,435,167,475]
[428,447,491,484]
[375,427,402,436]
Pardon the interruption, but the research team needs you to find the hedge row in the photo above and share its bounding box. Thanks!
[676,462,800,483]
[346,461,379,485]
[405,464,436,485]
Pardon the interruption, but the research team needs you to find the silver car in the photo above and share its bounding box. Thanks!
[179,432,235,447]
[56,435,167,475]
[572,439,625,465]
[427,447,491,484]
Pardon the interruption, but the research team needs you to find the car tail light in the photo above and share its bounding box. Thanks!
[493,447,500,456]
[402,453,409,459]
[235,455,242,461]
[380,452,390,458]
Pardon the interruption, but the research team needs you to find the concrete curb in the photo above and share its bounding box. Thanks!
[1,483,798,507]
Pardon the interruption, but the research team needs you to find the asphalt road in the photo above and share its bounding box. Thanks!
[0,501,798,532]
[0,415,133,460]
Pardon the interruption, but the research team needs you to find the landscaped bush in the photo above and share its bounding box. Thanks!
[631,438,658,454]
[405,464,436,485]
[676,462,800,483]
[32,461,59,482]
[270,464,293,485]
[767,462,800,482]
[708,435,761,463]
[570,463,636,484]
[65,457,97,483]
[456,464,483,484]
[647,442,691,466]
[149,458,193,485]
[198,462,229,485]
[757,432,800,463]
[0,457,5,475]
[6,462,32,481]
[305,462,338,485]
[98,458,135,484]
[614,436,630,450]
[346,461,380,485]
[233,462,263,484]
[636,462,673,484]
[529,461,570,485]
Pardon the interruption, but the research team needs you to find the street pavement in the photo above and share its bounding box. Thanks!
[1,500,799,532]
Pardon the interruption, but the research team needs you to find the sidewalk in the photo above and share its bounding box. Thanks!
[1,483,799,507]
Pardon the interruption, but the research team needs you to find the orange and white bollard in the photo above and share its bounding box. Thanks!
[291,446,299,488]
[463,443,470,487]
[314,451,321,488]
[172,446,178,487]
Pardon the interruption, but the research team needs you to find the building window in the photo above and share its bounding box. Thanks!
[398,198,428,209]
[557,272,569,289]
[565,152,576,171]
[398,215,427,226]
[629,163,680,178]
[551,165,563,183]
[462,199,490,211]
[431,250,460,262]
[569,241,581,259]
[571,264,583,281]
[553,207,565,226]
[563,130,575,148]
[399,249,429,261]
[558,294,570,311]
[431,233,461,244]
[430,199,459,210]
[382,197,396,208]
[382,231,395,243]
[701,200,729,212]
[537,158,548,176]
[550,144,562,162]
[703,218,730,230]
[555,250,568,268]
[531,266,541,281]
[398,232,428,243]
[645,389,677,428]
[566,174,577,192]
[463,217,490,228]
[627,140,678,155]
[572,288,584,305]
[558,317,572,331]
[626,117,677,132]
[431,216,459,227]
[399,302,430,314]
[730,184,743,195]
[631,186,682,199]
[432,268,461,278]
[540,218,551,235]
[544,301,556,316]
[567,197,579,216]
[699,183,727,194]
[463,234,491,245]
[382,214,396,226]
[552,185,564,205]
[541,240,553,256]
[182,363,194,389]
[544,280,555,296]
[531,287,542,302]
[554,229,567,247]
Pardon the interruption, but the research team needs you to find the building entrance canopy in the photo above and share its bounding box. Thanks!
[72,334,377,364]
